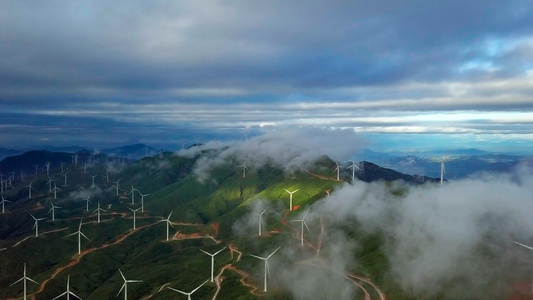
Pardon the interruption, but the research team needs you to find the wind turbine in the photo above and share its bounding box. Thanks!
[240,161,249,178]
[346,158,360,182]
[34,164,39,175]
[47,176,54,192]
[104,166,110,182]
[65,217,89,255]
[52,275,81,300]
[85,194,91,211]
[284,189,299,211]
[139,192,150,212]
[89,174,97,188]
[93,201,106,223]
[333,161,341,181]
[128,207,141,230]
[45,161,51,175]
[30,213,46,237]
[249,247,280,292]
[48,200,62,221]
[252,208,268,236]
[167,280,208,300]
[117,269,142,300]
[290,208,311,246]
[62,170,70,186]
[60,161,66,174]
[200,247,226,282]
[26,181,34,199]
[128,184,138,204]
[10,263,38,300]
[52,185,62,199]
[514,241,533,292]
[1,193,10,213]
[440,160,446,184]
[113,179,121,196]
[159,211,174,241]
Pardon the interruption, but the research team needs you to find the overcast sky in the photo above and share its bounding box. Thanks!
[1,1,532,152]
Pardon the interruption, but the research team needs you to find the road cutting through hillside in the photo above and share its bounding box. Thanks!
[24,222,159,300]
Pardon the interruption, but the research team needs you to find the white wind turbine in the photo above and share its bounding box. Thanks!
[52,185,62,199]
[1,193,10,213]
[85,194,91,211]
[139,192,149,212]
[200,247,226,282]
[26,181,34,199]
[128,184,139,204]
[45,161,51,175]
[93,201,106,223]
[440,160,446,185]
[240,161,249,178]
[34,164,39,175]
[30,213,46,237]
[128,207,141,230]
[167,280,208,300]
[10,263,38,300]
[333,161,341,181]
[284,189,299,211]
[346,158,360,182]
[113,179,121,196]
[89,174,97,188]
[65,217,89,255]
[52,275,81,300]
[104,166,110,182]
[252,208,268,236]
[47,177,54,192]
[117,269,142,300]
[290,208,311,246]
[159,211,174,241]
[249,247,280,292]
[48,200,62,221]
[60,161,66,174]
[514,241,533,292]
[63,170,70,186]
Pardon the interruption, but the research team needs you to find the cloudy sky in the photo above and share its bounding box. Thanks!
[1,1,532,152]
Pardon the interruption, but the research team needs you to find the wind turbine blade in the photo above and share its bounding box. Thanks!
[267,247,281,259]
[117,282,126,297]
[302,207,310,219]
[10,277,24,286]
[261,208,268,215]
[200,249,211,256]
[27,277,39,284]
[213,247,226,255]
[191,280,208,293]
[52,291,67,300]
[118,269,126,281]
[249,254,265,260]
[284,189,289,193]
[303,220,311,233]
[80,232,90,241]
[167,287,187,295]
[266,261,271,278]
[515,241,533,251]
[65,232,77,238]
[69,291,81,299]
[168,211,173,219]
[294,189,299,193]
[127,280,142,283]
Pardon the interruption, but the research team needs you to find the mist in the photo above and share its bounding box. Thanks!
[178,128,365,181]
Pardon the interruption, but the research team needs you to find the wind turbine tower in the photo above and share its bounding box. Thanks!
[89,174,97,188]
[117,269,142,300]
[65,217,89,255]
[284,189,299,211]
[249,247,280,292]
[1,193,10,213]
[85,194,91,211]
[113,179,121,196]
[200,247,226,282]
[240,161,249,178]
[253,208,268,236]
[93,201,106,223]
[129,184,138,204]
[333,161,341,181]
[167,280,208,300]
[128,207,141,230]
[30,213,46,237]
[48,200,62,221]
[139,192,150,212]
[10,263,38,300]
[346,158,360,182]
[26,181,34,199]
[159,211,174,241]
[290,208,311,246]
[63,170,70,186]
